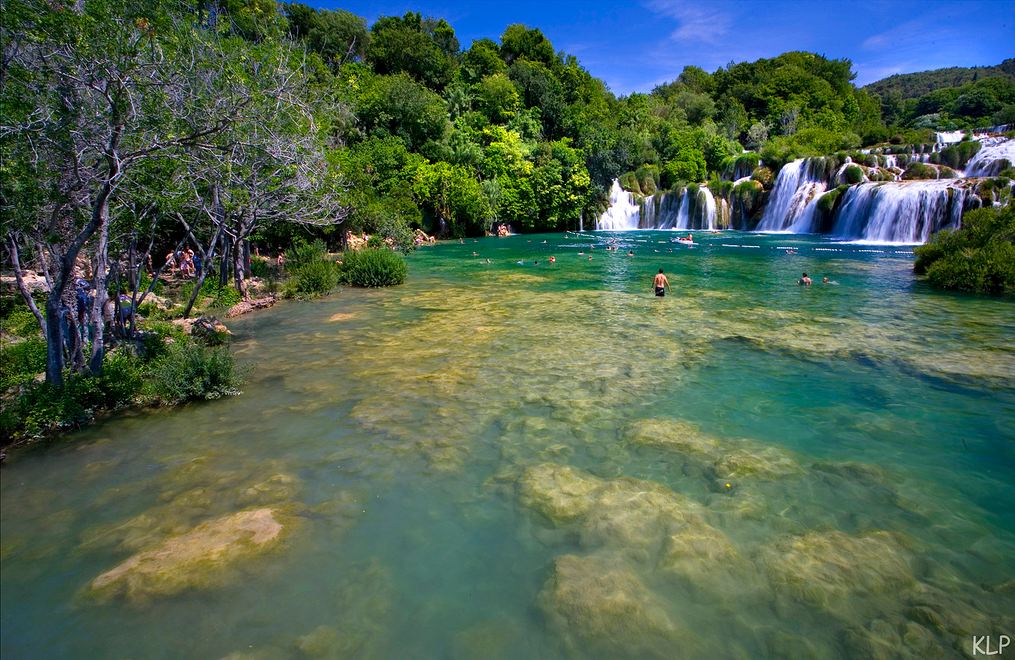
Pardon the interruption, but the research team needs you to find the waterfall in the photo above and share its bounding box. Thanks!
[831,180,969,243]
[699,187,717,230]
[757,159,827,231]
[673,191,691,229]
[935,130,965,145]
[787,190,829,233]
[964,137,1015,177]
[597,180,641,230]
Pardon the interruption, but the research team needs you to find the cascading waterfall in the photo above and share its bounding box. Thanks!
[964,137,1015,177]
[596,180,718,230]
[597,180,640,230]
[831,180,970,243]
[756,158,827,231]
[699,187,717,230]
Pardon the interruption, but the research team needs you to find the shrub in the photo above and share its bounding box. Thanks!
[936,140,982,170]
[338,248,407,287]
[751,166,775,188]
[142,340,241,405]
[249,256,274,279]
[180,278,241,309]
[0,337,47,390]
[902,162,938,180]
[288,239,329,269]
[842,164,865,185]
[0,349,143,442]
[3,308,43,337]
[286,259,339,298]
[618,171,642,195]
[914,205,1015,294]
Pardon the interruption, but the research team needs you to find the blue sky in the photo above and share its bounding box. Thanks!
[307,0,1014,95]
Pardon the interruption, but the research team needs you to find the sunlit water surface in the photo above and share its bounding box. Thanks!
[2,231,1014,659]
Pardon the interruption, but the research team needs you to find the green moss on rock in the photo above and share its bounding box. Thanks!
[89,508,290,603]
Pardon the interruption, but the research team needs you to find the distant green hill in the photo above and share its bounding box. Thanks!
[865,59,1015,100]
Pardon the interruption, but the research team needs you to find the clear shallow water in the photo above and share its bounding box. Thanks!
[2,231,1014,659]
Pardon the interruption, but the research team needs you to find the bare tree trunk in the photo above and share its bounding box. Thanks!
[88,202,111,375]
[180,206,226,319]
[6,234,46,335]
[233,235,248,300]
[43,295,65,385]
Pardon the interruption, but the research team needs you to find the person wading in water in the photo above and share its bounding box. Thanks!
[653,269,670,297]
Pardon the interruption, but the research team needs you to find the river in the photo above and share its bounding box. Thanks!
[2,231,1013,658]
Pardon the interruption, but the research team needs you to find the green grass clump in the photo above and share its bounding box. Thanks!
[338,248,407,287]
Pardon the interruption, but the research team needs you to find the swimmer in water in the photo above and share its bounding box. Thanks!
[653,269,670,297]
[627,250,634,257]
[549,256,556,263]
[799,272,812,286]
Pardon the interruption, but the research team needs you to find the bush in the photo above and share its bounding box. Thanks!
[936,140,982,170]
[288,239,329,269]
[180,278,241,309]
[914,205,1015,294]
[249,256,274,279]
[142,340,241,405]
[902,162,938,180]
[0,337,47,390]
[3,308,43,337]
[618,171,642,195]
[0,349,143,442]
[286,258,339,298]
[338,248,408,287]
[751,166,774,188]
[842,164,865,185]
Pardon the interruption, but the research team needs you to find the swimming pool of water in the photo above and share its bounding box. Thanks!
[2,231,1013,658]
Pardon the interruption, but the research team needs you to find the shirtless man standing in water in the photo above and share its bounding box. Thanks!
[653,269,670,297]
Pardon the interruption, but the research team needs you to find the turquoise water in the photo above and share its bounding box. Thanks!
[2,231,1014,658]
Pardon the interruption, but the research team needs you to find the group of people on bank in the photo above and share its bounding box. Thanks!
[164,248,201,279]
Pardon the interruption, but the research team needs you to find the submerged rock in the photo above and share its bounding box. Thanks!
[89,508,288,603]
[539,554,687,658]
[518,464,601,523]
[710,446,802,482]
[624,418,721,458]
[763,530,914,612]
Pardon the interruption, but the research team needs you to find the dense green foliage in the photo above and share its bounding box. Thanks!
[914,205,1015,294]
[865,60,1015,131]
[282,240,340,297]
[0,328,241,443]
[338,248,408,287]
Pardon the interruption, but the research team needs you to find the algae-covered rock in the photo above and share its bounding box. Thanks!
[539,554,686,658]
[763,530,914,611]
[842,617,950,660]
[89,508,288,603]
[711,446,802,481]
[623,418,721,459]
[518,463,711,553]
[518,464,601,523]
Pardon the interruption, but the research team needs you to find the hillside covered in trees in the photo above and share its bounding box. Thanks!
[863,59,1015,130]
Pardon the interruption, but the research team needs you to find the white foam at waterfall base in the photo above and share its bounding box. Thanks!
[963,138,1015,177]
[597,180,640,230]
[831,180,967,244]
